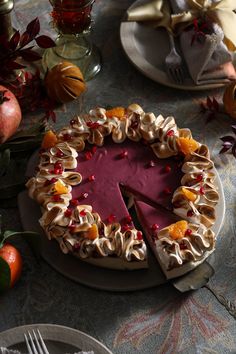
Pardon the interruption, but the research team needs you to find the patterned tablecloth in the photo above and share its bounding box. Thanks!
[0,1,236,353]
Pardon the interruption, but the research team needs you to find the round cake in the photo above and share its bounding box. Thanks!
[26,104,219,278]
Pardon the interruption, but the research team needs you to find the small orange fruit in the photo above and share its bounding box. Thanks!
[0,243,22,287]
[168,220,188,240]
[182,187,197,202]
[42,130,58,149]
[52,180,68,195]
[177,137,199,155]
[106,107,125,119]
[86,224,99,240]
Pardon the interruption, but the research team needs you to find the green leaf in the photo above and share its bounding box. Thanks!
[0,230,41,260]
[0,257,11,292]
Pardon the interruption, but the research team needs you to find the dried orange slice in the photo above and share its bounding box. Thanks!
[52,180,68,195]
[106,107,125,120]
[182,187,197,202]
[177,137,199,155]
[168,220,188,240]
[42,130,58,149]
[86,224,99,240]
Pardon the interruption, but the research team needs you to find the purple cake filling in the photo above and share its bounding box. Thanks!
[72,137,183,225]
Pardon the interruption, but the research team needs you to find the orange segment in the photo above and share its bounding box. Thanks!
[177,137,199,155]
[168,220,188,240]
[52,180,68,195]
[182,187,197,202]
[86,224,99,240]
[106,107,125,120]
[42,130,58,149]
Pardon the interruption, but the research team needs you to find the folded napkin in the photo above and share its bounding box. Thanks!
[127,0,236,85]
[170,0,236,85]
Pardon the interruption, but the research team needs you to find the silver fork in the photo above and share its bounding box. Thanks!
[24,329,50,354]
[165,31,184,84]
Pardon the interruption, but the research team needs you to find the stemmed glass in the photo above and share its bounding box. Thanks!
[42,0,101,80]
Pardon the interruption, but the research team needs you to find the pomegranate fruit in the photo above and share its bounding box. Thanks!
[0,85,22,144]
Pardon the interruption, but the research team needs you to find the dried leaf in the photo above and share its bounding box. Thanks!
[19,31,30,47]
[220,136,235,143]
[219,146,231,154]
[5,61,26,70]
[35,35,55,48]
[212,97,219,111]
[9,30,20,50]
[19,48,42,62]
[231,125,236,135]
[206,96,213,110]
[26,17,40,38]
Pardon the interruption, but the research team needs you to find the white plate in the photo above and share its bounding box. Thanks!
[120,0,236,90]
[0,324,113,354]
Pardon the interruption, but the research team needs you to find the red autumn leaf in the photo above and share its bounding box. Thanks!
[212,97,219,111]
[26,18,40,38]
[231,125,236,135]
[9,30,20,50]
[19,48,42,62]
[35,35,55,48]
[5,61,26,70]
[206,96,213,109]
[19,31,30,47]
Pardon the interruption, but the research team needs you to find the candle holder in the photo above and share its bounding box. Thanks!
[42,0,101,81]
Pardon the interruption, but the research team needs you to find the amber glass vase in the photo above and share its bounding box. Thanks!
[42,0,101,81]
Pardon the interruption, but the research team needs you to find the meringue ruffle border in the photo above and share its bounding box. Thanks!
[26,104,219,272]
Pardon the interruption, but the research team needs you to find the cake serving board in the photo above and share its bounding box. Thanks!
[18,151,225,292]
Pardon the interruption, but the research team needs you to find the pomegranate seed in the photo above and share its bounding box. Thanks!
[79,192,88,200]
[70,199,79,207]
[63,133,72,141]
[44,177,58,186]
[88,174,95,182]
[92,146,97,154]
[107,214,116,224]
[187,210,194,217]
[55,161,62,168]
[195,174,203,182]
[164,165,171,173]
[122,224,130,232]
[52,195,63,202]
[179,242,187,250]
[64,209,72,217]
[147,160,155,168]
[151,223,159,231]
[119,151,128,159]
[54,168,63,175]
[131,120,138,129]
[69,224,76,233]
[70,119,76,126]
[80,209,87,217]
[167,129,174,137]
[73,242,80,250]
[164,187,172,195]
[136,231,143,240]
[87,122,100,129]
[125,215,132,224]
[85,151,93,160]
[199,186,205,195]
[185,229,192,236]
[56,150,64,158]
